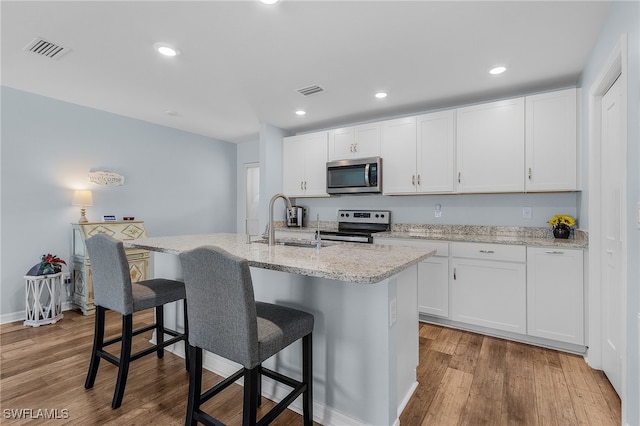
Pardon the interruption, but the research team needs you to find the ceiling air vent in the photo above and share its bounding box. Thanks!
[297,85,324,97]
[23,37,71,60]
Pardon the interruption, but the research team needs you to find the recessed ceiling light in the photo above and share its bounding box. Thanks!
[375,92,388,99]
[295,110,306,116]
[260,0,279,4]
[153,42,179,57]
[489,66,507,75]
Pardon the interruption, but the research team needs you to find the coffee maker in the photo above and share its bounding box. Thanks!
[286,206,305,228]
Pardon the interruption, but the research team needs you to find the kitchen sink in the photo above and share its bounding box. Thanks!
[253,238,338,248]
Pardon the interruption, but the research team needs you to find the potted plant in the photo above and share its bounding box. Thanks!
[26,253,67,276]
[547,214,576,239]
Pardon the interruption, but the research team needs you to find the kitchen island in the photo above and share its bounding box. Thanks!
[126,233,435,426]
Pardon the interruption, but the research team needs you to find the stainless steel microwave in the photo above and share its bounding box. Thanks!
[326,157,382,194]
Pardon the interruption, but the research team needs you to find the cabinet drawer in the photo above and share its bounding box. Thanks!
[375,238,449,256]
[450,242,525,262]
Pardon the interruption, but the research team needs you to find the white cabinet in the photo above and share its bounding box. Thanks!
[525,88,577,191]
[282,131,329,197]
[456,97,525,193]
[381,117,417,194]
[527,247,584,345]
[451,242,526,334]
[381,110,455,194]
[375,237,449,317]
[328,123,380,161]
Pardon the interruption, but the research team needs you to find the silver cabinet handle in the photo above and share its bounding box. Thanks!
[545,250,564,254]
[528,167,532,180]
[453,268,457,280]
[300,181,304,190]
[417,174,421,185]
[458,172,461,184]
[304,181,307,190]
[412,175,415,186]
[350,144,354,152]
[479,250,495,254]
[354,142,358,152]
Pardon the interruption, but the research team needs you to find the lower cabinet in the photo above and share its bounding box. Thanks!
[451,243,527,334]
[375,238,449,318]
[527,247,584,345]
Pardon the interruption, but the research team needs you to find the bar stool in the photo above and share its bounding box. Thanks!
[84,233,189,409]
[179,245,314,426]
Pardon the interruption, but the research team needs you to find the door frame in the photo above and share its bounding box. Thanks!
[587,33,628,416]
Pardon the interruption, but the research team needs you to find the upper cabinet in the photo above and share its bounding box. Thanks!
[283,131,329,197]
[328,123,381,161]
[525,88,577,191]
[381,111,455,195]
[456,97,525,193]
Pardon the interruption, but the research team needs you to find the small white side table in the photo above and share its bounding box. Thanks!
[24,272,64,327]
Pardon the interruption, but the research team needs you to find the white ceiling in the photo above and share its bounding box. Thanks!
[1,0,611,143]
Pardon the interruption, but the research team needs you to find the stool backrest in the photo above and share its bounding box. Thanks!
[179,245,259,368]
[85,233,134,315]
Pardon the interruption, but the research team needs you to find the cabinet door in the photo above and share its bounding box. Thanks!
[352,123,381,158]
[301,131,329,197]
[418,256,449,317]
[456,98,525,193]
[527,247,584,345]
[328,127,355,160]
[416,110,455,193]
[451,258,526,334]
[283,135,307,197]
[381,116,418,194]
[525,88,577,191]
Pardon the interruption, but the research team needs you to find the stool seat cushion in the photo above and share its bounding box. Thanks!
[132,279,187,312]
[256,302,314,362]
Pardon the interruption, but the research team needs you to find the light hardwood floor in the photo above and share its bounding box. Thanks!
[1,310,620,425]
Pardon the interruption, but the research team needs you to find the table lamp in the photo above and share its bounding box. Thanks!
[72,190,93,223]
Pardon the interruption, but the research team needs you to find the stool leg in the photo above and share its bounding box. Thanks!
[112,314,133,409]
[256,364,262,407]
[84,305,105,389]
[243,367,259,426]
[155,305,164,359]
[302,333,313,426]
[183,299,189,371]
[185,345,202,426]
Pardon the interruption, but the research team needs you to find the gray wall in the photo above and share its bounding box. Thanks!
[0,87,237,317]
[579,1,640,424]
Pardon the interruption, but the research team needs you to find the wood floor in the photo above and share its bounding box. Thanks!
[1,310,620,425]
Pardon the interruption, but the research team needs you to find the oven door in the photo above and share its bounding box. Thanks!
[319,231,372,243]
[326,157,381,194]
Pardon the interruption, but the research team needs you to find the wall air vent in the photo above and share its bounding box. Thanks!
[23,37,71,60]
[297,85,324,96]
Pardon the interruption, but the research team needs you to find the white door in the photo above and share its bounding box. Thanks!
[416,110,455,193]
[244,163,260,235]
[601,75,625,396]
[381,116,417,194]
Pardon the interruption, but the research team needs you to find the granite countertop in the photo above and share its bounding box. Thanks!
[277,224,589,249]
[126,233,435,284]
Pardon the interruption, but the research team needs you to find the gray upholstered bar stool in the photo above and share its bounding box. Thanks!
[84,233,189,409]
[179,245,314,426]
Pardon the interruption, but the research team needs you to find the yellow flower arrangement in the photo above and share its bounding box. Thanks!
[547,214,576,229]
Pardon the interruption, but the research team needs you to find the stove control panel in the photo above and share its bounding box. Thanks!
[337,210,391,225]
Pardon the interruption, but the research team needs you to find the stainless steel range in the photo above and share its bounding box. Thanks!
[319,210,391,243]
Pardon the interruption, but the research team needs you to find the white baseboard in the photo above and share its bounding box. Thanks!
[1,303,75,325]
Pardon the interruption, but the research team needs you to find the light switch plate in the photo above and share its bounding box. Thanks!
[522,207,533,219]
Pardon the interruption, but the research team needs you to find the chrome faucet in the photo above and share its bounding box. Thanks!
[268,193,294,246]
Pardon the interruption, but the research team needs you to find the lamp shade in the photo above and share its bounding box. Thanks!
[72,190,93,207]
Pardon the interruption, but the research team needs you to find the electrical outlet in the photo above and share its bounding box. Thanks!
[389,297,397,327]
[522,207,533,219]
[435,204,442,218]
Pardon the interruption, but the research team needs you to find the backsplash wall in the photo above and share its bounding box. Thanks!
[292,192,580,229]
